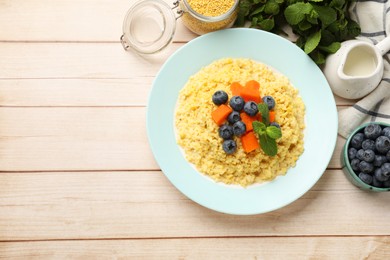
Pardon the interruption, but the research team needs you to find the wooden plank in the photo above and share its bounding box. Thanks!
[0,237,389,259]
[0,107,344,171]
[0,0,196,42]
[0,107,158,171]
[0,78,152,106]
[329,135,345,169]
[0,42,180,79]
[1,170,389,241]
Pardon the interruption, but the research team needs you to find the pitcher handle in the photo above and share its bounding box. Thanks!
[376,35,390,56]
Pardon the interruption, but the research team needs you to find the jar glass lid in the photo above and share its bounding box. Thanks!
[121,0,177,54]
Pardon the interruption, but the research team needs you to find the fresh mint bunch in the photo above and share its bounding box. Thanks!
[252,103,282,156]
[236,0,361,65]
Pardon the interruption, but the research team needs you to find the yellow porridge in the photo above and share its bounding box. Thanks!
[175,58,305,186]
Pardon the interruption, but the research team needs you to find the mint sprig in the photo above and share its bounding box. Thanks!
[266,125,282,139]
[252,103,282,156]
[253,121,266,134]
[259,134,278,156]
[235,0,361,65]
[257,103,270,125]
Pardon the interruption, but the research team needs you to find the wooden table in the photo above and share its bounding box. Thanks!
[0,1,389,258]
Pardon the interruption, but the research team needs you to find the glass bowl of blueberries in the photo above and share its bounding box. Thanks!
[341,122,390,191]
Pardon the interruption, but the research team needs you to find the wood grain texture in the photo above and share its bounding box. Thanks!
[0,0,386,257]
[0,0,196,42]
[0,42,181,79]
[0,107,158,171]
[1,237,389,259]
[1,170,389,241]
[0,78,152,106]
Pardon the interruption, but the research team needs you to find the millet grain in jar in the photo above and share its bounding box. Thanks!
[181,0,238,35]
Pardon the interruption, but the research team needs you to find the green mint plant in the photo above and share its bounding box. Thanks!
[236,0,361,65]
[252,103,282,156]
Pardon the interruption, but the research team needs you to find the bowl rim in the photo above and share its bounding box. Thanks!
[343,121,390,191]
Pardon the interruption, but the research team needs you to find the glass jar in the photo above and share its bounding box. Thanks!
[121,0,239,54]
[179,0,239,35]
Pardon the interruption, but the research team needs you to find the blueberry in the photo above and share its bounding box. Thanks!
[270,122,280,128]
[381,163,390,177]
[359,161,374,173]
[212,90,228,105]
[243,101,258,116]
[383,179,390,188]
[262,96,275,110]
[350,132,364,149]
[387,150,390,161]
[356,149,365,161]
[364,123,382,140]
[350,158,360,172]
[232,121,246,137]
[382,126,390,138]
[348,147,357,160]
[229,96,245,111]
[373,155,388,167]
[227,111,241,124]
[222,139,237,154]
[358,172,373,185]
[362,139,376,151]
[374,168,389,182]
[218,125,233,140]
[372,177,383,188]
[362,149,375,163]
[375,135,390,154]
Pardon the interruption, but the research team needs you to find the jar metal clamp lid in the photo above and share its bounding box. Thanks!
[120,0,183,54]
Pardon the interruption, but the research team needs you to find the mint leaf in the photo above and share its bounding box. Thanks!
[309,50,326,65]
[265,0,280,15]
[312,4,337,29]
[250,5,265,16]
[258,18,275,31]
[344,19,361,39]
[251,16,260,27]
[257,103,270,126]
[318,42,341,53]
[307,15,318,25]
[320,29,336,45]
[284,3,313,25]
[298,20,312,31]
[235,0,252,26]
[252,121,266,135]
[259,134,278,156]
[304,30,321,54]
[330,0,345,8]
[266,126,282,139]
[309,9,319,20]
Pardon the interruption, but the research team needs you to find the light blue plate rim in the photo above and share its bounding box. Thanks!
[146,28,338,215]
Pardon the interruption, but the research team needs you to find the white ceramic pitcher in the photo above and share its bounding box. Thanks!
[323,36,390,99]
